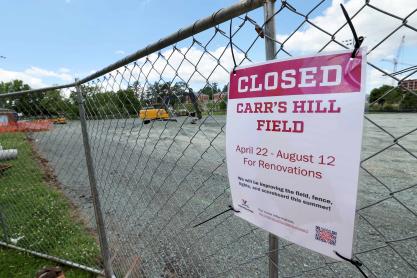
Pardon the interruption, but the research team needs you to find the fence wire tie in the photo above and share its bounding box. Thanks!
[340,3,364,58]
[193,205,240,228]
[281,0,297,13]
[255,24,265,39]
[229,19,238,74]
[334,251,368,278]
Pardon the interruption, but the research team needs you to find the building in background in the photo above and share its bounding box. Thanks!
[400,79,417,91]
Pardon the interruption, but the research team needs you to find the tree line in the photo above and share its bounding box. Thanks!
[2,80,416,119]
[0,80,228,119]
[368,84,417,112]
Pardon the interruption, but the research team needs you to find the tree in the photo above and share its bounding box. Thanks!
[0,80,81,118]
[219,95,228,110]
[222,84,228,93]
[0,80,47,116]
[369,85,403,106]
[172,82,193,105]
[146,81,192,108]
[146,82,171,104]
[0,80,30,94]
[399,92,417,111]
[0,80,32,112]
[40,90,70,116]
[116,89,142,116]
[129,81,145,102]
[199,82,220,100]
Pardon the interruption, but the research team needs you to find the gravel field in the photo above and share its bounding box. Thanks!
[32,113,417,277]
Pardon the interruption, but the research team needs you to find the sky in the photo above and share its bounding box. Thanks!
[0,0,416,92]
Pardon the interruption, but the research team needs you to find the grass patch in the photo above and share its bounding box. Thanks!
[0,132,100,276]
[0,247,96,278]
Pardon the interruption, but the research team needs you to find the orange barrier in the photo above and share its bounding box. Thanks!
[0,120,52,133]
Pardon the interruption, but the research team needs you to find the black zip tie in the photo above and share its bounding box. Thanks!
[340,4,364,58]
[242,15,264,38]
[335,251,368,278]
[229,19,237,74]
[281,0,297,13]
[238,14,247,28]
[215,26,226,36]
[255,24,265,38]
[193,205,240,228]
[245,15,258,25]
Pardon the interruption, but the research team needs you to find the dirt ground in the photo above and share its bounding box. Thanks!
[31,113,417,277]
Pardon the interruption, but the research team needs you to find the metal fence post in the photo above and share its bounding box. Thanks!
[76,81,114,278]
[263,1,279,278]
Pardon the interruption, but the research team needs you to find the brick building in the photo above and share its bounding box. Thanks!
[400,79,417,91]
[212,93,225,102]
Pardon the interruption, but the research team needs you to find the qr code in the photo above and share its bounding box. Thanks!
[315,226,337,246]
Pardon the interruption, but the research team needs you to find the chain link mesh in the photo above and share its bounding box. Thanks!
[0,0,416,277]
[0,86,102,272]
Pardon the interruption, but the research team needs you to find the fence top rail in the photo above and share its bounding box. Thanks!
[0,0,264,99]
[0,83,77,98]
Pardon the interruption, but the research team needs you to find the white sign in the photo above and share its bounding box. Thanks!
[226,49,366,260]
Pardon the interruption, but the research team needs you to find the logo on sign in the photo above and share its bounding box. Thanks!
[238,199,254,213]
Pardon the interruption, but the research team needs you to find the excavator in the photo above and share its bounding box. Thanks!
[139,91,202,124]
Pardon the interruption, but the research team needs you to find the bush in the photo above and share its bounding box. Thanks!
[382,103,397,112]
[399,92,417,111]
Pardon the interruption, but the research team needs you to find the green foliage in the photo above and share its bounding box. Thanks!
[146,81,192,106]
[382,103,397,112]
[222,84,228,93]
[206,102,217,112]
[0,248,95,278]
[399,92,417,111]
[0,80,80,119]
[0,79,30,93]
[40,90,78,119]
[0,79,232,119]
[369,84,417,112]
[116,89,142,115]
[0,133,99,274]
[369,85,403,105]
[0,80,45,115]
[219,95,228,110]
[199,83,220,100]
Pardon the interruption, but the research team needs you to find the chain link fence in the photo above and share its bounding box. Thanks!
[0,84,102,274]
[0,0,416,277]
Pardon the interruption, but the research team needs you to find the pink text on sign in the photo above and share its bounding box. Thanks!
[229,51,362,100]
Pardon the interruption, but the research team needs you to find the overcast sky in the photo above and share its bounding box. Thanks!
[0,0,415,92]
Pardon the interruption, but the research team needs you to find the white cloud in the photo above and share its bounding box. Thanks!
[277,0,417,61]
[65,0,71,4]
[368,66,392,89]
[98,1,416,93]
[128,46,245,89]
[0,66,75,88]
[115,50,126,55]
[92,46,245,92]
[88,45,245,93]
[25,66,73,82]
[0,68,46,88]
[276,0,417,91]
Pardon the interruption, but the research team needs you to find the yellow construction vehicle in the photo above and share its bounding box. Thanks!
[51,115,67,124]
[139,107,170,122]
[139,92,202,124]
